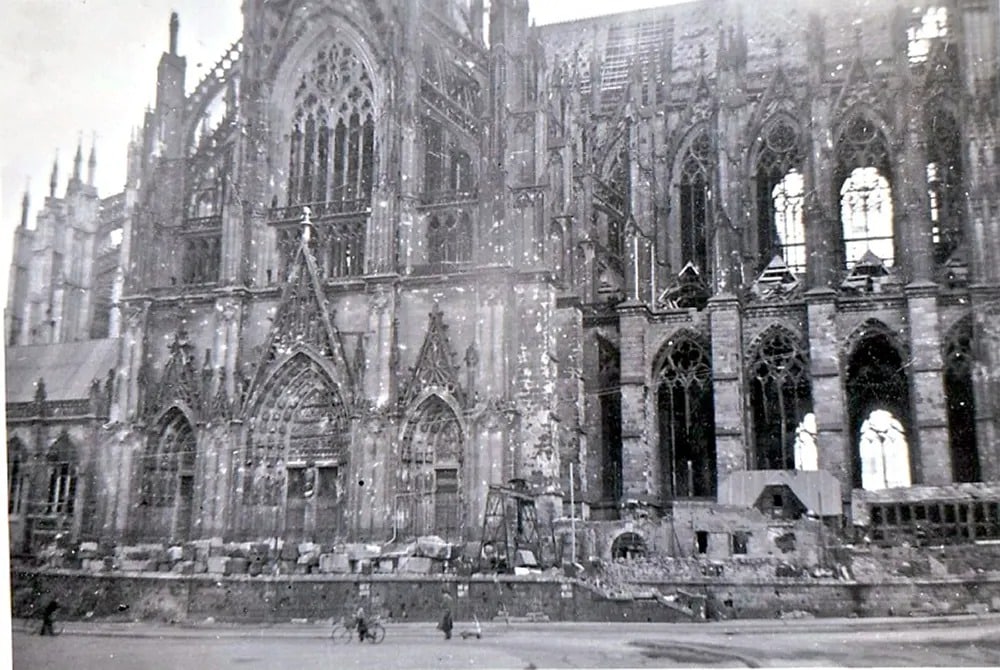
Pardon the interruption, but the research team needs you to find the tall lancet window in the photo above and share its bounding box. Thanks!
[754,119,805,274]
[679,132,712,277]
[287,42,376,213]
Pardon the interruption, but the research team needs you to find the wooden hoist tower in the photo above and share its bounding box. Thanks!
[477,479,544,573]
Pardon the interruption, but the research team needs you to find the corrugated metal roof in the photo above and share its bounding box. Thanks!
[718,469,843,516]
[5,339,121,403]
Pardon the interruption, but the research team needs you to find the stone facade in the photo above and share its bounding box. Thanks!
[6,0,1000,561]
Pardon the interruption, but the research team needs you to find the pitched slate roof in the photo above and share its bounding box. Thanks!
[5,338,121,403]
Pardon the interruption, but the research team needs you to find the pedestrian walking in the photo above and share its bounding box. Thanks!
[438,590,454,640]
[39,598,59,636]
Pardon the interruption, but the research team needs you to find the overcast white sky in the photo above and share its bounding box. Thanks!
[0,0,687,242]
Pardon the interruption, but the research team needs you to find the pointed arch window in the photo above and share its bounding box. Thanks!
[755,120,805,274]
[399,396,463,540]
[926,107,963,263]
[8,437,27,515]
[244,355,349,541]
[46,434,78,516]
[749,327,813,470]
[597,337,622,502]
[287,43,375,213]
[846,326,913,489]
[943,316,979,482]
[837,117,894,268]
[139,408,197,540]
[427,212,473,265]
[679,133,712,275]
[656,333,716,499]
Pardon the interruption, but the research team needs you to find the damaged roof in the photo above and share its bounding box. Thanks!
[5,338,121,403]
[718,469,843,516]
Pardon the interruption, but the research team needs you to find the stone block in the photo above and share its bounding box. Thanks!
[206,556,230,574]
[78,541,100,559]
[166,546,185,562]
[514,550,538,567]
[82,558,106,572]
[228,557,249,575]
[298,542,319,555]
[172,561,195,575]
[377,559,395,574]
[278,560,297,575]
[247,560,264,577]
[319,553,350,573]
[398,556,434,574]
[119,559,156,572]
[279,543,299,561]
[966,602,990,615]
[193,560,208,574]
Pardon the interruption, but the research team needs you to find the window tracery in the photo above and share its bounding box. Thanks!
[679,132,712,276]
[427,212,473,265]
[656,333,716,499]
[286,42,375,212]
[754,120,804,274]
[836,116,893,268]
[749,327,813,470]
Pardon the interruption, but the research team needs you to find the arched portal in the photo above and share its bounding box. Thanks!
[656,332,716,499]
[749,326,813,470]
[138,408,197,541]
[846,324,913,489]
[943,316,979,482]
[611,532,647,560]
[244,354,349,541]
[399,395,464,540]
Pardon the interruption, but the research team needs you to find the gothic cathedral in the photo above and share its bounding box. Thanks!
[6,0,1000,560]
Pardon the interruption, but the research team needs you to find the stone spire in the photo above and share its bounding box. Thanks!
[20,182,29,228]
[72,136,83,183]
[87,134,97,187]
[49,153,58,197]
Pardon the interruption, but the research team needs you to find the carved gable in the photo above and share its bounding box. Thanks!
[147,329,203,419]
[402,306,465,408]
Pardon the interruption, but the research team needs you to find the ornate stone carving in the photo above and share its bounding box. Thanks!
[400,306,465,408]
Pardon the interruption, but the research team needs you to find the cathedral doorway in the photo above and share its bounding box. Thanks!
[243,353,348,542]
[656,332,716,499]
[399,395,464,540]
[138,408,196,542]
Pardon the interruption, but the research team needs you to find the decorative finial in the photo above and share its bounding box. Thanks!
[20,181,30,229]
[169,12,179,55]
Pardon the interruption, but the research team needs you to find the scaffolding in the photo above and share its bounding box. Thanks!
[477,479,543,573]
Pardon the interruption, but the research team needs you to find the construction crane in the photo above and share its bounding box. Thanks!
[477,479,545,573]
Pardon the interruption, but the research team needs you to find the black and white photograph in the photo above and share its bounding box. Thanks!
[3,0,1000,667]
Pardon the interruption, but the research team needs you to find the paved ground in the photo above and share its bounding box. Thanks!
[11,614,1000,668]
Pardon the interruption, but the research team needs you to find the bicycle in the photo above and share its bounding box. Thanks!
[331,616,385,644]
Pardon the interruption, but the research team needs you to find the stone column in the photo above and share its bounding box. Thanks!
[618,303,655,501]
[806,288,851,497]
[708,294,746,489]
[905,282,951,483]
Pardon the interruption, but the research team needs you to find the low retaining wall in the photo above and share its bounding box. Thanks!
[11,569,1000,624]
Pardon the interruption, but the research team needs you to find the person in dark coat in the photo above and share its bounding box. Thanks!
[39,599,59,636]
[438,590,454,640]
